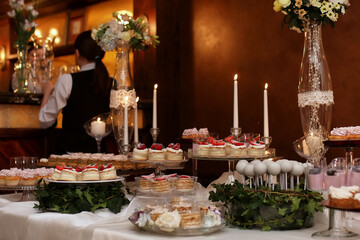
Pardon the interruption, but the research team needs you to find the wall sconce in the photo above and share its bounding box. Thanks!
[0,46,5,71]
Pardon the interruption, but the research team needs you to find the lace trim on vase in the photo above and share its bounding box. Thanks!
[110,89,137,109]
[297,90,334,108]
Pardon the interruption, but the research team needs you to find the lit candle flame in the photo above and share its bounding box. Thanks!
[265,83,268,90]
[234,74,238,81]
[96,117,101,122]
[154,84,158,89]
[136,97,139,103]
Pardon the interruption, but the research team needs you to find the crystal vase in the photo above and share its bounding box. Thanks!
[13,44,31,93]
[110,42,136,154]
[298,21,334,163]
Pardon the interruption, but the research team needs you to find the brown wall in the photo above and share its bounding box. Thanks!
[143,0,360,163]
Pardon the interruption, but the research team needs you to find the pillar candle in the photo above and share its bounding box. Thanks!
[264,83,269,142]
[91,117,105,136]
[153,84,158,129]
[134,97,139,143]
[233,74,239,129]
[124,96,129,151]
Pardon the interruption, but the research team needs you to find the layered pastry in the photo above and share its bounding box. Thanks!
[137,173,155,191]
[196,141,210,156]
[166,143,183,161]
[172,198,192,213]
[229,140,247,157]
[224,135,234,156]
[329,186,360,208]
[150,176,171,192]
[99,163,117,180]
[209,140,226,157]
[75,167,84,181]
[175,175,196,191]
[19,169,38,186]
[148,144,166,161]
[180,212,202,228]
[82,164,100,181]
[4,169,20,187]
[182,128,199,139]
[150,206,168,222]
[132,143,148,161]
[60,166,77,181]
[247,140,266,156]
[328,126,360,141]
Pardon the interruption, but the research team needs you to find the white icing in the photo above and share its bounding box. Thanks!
[166,148,183,153]
[329,186,353,199]
[154,210,181,231]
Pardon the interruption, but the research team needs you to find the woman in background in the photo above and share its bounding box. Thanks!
[39,30,112,154]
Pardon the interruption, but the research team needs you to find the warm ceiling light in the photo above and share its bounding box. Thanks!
[54,37,61,45]
[49,28,58,36]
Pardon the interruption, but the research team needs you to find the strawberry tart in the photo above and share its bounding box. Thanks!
[175,175,196,191]
[82,164,100,181]
[166,143,183,161]
[195,141,210,156]
[59,166,77,181]
[229,140,247,157]
[150,176,171,192]
[224,135,234,156]
[148,143,166,161]
[247,137,266,156]
[209,139,226,157]
[75,167,84,181]
[137,173,155,191]
[99,163,117,180]
[132,143,148,161]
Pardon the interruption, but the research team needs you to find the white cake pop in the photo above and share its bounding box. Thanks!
[280,160,293,173]
[254,162,267,175]
[238,159,249,165]
[236,161,248,175]
[268,162,281,175]
[291,164,304,176]
[244,164,255,177]
[250,160,261,165]
[263,159,272,166]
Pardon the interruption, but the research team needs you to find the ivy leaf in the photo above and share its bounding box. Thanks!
[278,207,287,216]
[291,197,301,211]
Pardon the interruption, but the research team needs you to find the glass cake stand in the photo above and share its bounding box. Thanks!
[0,185,37,201]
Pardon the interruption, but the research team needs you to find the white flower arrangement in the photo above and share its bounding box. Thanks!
[7,0,38,50]
[273,0,350,32]
[92,12,159,51]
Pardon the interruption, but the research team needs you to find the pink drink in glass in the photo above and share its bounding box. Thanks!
[324,169,346,189]
[307,167,324,191]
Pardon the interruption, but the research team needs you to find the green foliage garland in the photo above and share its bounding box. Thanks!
[209,181,323,231]
[34,180,130,214]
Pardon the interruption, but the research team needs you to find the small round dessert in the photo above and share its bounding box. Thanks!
[196,141,210,156]
[209,140,226,157]
[51,165,63,180]
[0,170,6,186]
[132,143,148,161]
[247,140,266,156]
[4,169,20,187]
[229,140,248,157]
[166,143,183,161]
[148,144,166,161]
[75,167,83,181]
[99,164,117,180]
[224,135,234,155]
[182,128,199,139]
[60,167,77,181]
[82,165,100,181]
[150,176,171,193]
[19,169,38,186]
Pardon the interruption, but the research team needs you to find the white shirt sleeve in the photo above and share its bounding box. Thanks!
[38,74,73,128]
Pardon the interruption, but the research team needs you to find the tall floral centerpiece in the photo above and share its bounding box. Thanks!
[92,11,159,154]
[8,0,38,93]
[274,0,349,163]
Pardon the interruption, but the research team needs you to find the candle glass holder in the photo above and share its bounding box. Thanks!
[84,113,112,153]
[150,128,160,143]
[119,144,131,155]
[230,127,242,140]
[262,136,272,147]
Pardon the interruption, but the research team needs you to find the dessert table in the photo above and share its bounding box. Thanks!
[1,192,360,240]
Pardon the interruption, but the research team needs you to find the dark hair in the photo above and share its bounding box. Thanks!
[74,31,111,96]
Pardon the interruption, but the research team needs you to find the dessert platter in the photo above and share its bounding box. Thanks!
[325,126,360,147]
[129,196,224,236]
[135,173,198,197]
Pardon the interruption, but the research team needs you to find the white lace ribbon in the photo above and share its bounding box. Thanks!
[110,89,137,109]
[297,90,334,108]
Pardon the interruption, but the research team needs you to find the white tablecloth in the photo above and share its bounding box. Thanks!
[1,186,360,240]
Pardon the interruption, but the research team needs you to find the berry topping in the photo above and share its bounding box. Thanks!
[136,143,147,150]
[141,173,155,179]
[75,167,83,172]
[105,163,113,169]
[198,141,208,145]
[253,135,261,142]
[63,166,73,170]
[155,176,166,181]
[151,143,163,150]
[224,135,234,143]
[56,165,65,171]
[99,165,105,171]
[165,173,177,178]
[168,143,175,148]
[211,140,225,146]
[232,140,245,146]
[86,164,98,169]
[173,143,181,150]
[180,175,191,178]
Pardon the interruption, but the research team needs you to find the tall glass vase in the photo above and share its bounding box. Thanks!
[110,42,136,154]
[13,44,31,93]
[298,21,334,164]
